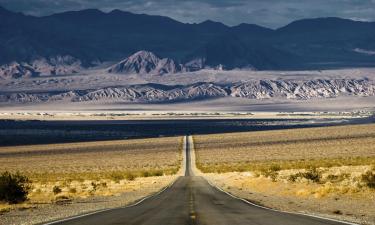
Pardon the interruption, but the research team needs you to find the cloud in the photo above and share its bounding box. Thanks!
[0,0,374,28]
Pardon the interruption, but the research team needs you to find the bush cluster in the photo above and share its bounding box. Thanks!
[53,186,62,195]
[289,168,322,183]
[260,164,281,182]
[0,171,32,203]
[110,169,166,182]
[361,170,375,188]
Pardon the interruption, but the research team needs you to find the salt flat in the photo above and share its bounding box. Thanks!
[0,96,374,114]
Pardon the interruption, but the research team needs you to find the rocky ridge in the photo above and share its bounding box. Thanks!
[0,79,374,104]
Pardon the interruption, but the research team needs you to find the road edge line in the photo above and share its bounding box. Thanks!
[205,178,359,225]
[189,135,358,225]
[42,134,188,225]
[43,177,179,225]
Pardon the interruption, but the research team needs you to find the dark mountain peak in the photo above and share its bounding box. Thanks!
[231,23,273,34]
[200,20,226,25]
[0,5,29,21]
[200,19,219,24]
[106,9,182,27]
[108,9,133,16]
[234,23,271,30]
[198,20,228,29]
[291,17,357,25]
[49,8,105,18]
[0,5,17,16]
[80,8,104,14]
[109,9,123,14]
[277,17,372,33]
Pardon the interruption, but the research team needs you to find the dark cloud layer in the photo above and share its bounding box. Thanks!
[1,0,374,28]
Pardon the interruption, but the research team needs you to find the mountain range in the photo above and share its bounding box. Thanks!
[1,5,375,73]
[1,79,374,104]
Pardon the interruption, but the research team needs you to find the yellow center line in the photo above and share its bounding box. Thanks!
[189,184,197,224]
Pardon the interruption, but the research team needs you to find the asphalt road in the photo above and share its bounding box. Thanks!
[47,136,355,225]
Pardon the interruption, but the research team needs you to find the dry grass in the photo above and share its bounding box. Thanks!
[195,124,375,224]
[194,124,375,173]
[0,136,182,207]
[0,137,182,181]
[205,167,375,225]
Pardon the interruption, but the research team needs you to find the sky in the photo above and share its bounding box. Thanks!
[0,0,375,28]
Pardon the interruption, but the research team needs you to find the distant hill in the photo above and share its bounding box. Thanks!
[108,51,185,75]
[272,17,375,67]
[1,6,375,71]
[0,56,82,79]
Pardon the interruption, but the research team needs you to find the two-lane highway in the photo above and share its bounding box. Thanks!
[46,136,356,225]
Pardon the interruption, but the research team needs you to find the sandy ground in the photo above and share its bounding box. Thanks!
[0,175,178,225]
[203,171,375,225]
[0,109,370,121]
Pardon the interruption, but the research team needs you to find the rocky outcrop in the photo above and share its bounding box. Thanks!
[0,62,39,79]
[0,79,374,104]
[230,79,375,99]
[0,56,82,79]
[184,58,206,72]
[71,83,227,102]
[31,55,82,76]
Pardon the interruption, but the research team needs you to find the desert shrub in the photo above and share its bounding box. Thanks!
[260,165,281,182]
[100,182,107,188]
[0,171,32,203]
[333,210,343,215]
[0,206,11,213]
[55,195,72,205]
[53,186,62,195]
[69,188,77,194]
[303,168,322,182]
[91,182,98,192]
[110,172,124,183]
[325,173,350,183]
[361,171,375,188]
[125,172,135,181]
[167,167,179,175]
[140,170,163,177]
[326,174,339,182]
[269,164,281,172]
[288,174,299,182]
[152,170,163,177]
[141,171,151,177]
[288,168,322,183]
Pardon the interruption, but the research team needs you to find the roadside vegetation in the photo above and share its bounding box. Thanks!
[195,124,375,172]
[194,124,375,224]
[0,171,31,204]
[0,136,182,212]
